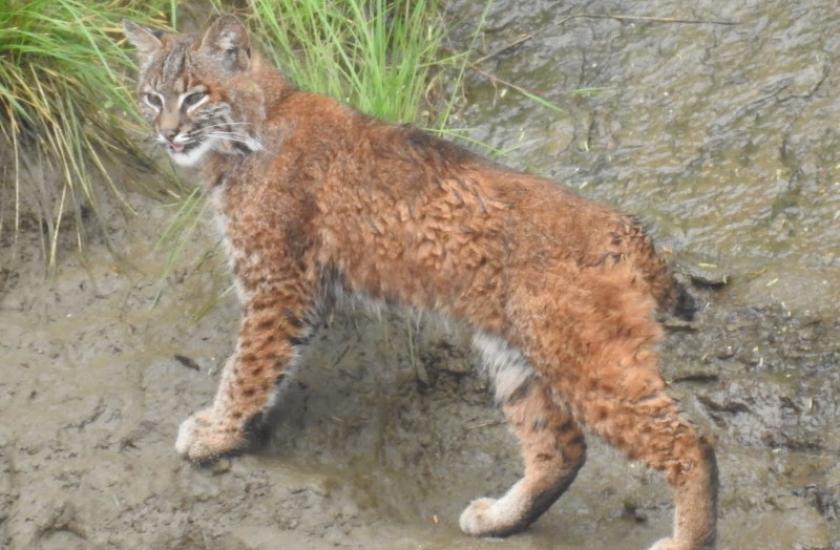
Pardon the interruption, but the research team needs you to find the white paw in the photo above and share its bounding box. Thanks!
[174,409,244,462]
[460,480,532,537]
[459,497,497,536]
[174,415,199,456]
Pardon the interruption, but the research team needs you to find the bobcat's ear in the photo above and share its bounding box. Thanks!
[200,15,251,72]
[122,20,163,66]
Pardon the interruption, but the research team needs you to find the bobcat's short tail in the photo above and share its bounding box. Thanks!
[628,235,696,321]
[644,254,697,321]
[670,280,697,320]
[615,215,697,321]
[649,268,696,321]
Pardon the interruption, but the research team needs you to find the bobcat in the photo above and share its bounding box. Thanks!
[124,16,717,550]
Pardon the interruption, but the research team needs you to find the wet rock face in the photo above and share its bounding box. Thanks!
[659,300,840,542]
[666,305,840,453]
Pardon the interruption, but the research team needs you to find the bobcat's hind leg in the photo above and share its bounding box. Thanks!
[574,385,717,550]
[507,263,717,548]
[556,322,717,548]
[460,334,586,537]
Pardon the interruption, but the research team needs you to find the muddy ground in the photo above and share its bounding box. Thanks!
[1,1,839,549]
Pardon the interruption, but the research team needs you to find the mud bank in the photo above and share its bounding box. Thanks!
[1,0,839,549]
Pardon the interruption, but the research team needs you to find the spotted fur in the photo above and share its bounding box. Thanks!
[124,16,717,550]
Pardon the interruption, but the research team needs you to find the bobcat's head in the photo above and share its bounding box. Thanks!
[123,16,264,167]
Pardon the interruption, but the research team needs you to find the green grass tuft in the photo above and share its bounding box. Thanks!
[237,0,448,125]
[0,0,174,266]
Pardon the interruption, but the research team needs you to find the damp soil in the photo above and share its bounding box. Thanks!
[1,1,839,549]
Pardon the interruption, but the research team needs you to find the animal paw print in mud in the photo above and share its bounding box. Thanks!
[175,408,245,462]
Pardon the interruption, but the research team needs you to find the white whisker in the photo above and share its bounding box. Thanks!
[201,122,252,130]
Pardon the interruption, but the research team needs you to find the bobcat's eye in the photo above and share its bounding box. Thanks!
[182,91,207,110]
[144,93,162,109]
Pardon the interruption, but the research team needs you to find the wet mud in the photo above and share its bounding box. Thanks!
[1,1,839,549]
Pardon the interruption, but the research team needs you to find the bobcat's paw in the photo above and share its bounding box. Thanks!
[459,497,498,536]
[460,495,528,538]
[460,482,531,538]
[175,409,245,463]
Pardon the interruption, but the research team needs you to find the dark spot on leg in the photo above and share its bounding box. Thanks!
[637,392,661,404]
[558,419,575,434]
[255,318,275,331]
[289,334,310,347]
[562,439,587,463]
[250,299,277,313]
[256,337,275,353]
[242,387,256,398]
[531,417,548,431]
[567,433,586,449]
[506,379,532,405]
[595,405,609,421]
[283,308,305,328]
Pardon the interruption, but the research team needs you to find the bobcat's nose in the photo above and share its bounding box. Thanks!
[160,128,178,142]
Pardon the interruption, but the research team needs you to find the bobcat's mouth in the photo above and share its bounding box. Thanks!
[167,141,199,155]
[165,137,215,167]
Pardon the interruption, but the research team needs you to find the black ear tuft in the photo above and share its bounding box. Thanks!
[200,15,251,72]
[122,20,163,65]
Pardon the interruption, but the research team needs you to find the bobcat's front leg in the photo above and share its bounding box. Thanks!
[176,280,314,462]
